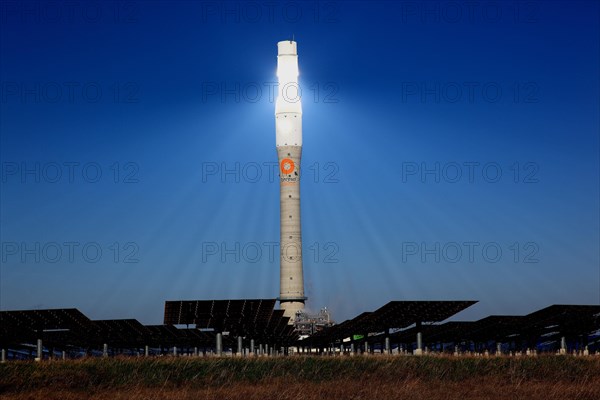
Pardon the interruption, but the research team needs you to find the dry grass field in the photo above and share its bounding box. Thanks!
[1,355,599,400]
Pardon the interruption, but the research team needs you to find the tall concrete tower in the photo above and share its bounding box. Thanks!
[275,40,305,320]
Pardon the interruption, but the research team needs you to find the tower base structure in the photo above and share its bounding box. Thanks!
[279,300,305,321]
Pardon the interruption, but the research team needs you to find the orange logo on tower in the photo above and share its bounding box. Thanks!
[280,158,295,175]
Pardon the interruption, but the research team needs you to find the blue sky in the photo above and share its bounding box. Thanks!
[1,1,599,323]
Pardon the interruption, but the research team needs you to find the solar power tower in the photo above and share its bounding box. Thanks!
[275,40,306,321]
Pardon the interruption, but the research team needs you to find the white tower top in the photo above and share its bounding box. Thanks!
[275,40,302,147]
[277,40,297,55]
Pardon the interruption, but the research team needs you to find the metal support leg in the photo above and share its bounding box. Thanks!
[145,345,149,357]
[1,349,7,363]
[173,346,177,356]
[385,337,391,355]
[560,336,566,354]
[62,351,66,360]
[35,339,43,361]
[364,341,369,354]
[194,347,198,357]
[250,339,255,355]
[216,333,223,356]
[496,342,502,355]
[103,343,108,358]
[415,331,423,355]
[237,336,243,356]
